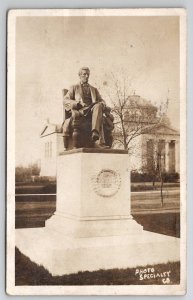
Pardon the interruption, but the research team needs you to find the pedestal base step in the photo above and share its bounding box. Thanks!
[15,227,180,276]
[45,214,143,237]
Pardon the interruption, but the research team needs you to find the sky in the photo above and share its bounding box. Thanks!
[15,16,180,166]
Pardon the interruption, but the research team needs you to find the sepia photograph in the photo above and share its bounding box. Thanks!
[6,8,186,295]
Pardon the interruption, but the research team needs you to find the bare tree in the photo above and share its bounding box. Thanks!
[142,137,169,207]
[102,72,168,152]
[102,72,170,207]
[157,151,165,207]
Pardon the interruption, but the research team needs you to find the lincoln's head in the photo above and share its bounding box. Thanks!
[78,67,90,84]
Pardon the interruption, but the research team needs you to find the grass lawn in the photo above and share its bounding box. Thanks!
[15,248,180,286]
[15,183,180,286]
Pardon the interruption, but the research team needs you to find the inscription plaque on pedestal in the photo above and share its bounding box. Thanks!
[91,169,121,197]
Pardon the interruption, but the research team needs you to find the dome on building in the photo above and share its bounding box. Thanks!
[127,95,157,110]
[123,95,158,124]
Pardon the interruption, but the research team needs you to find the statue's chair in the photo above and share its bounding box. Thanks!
[61,89,114,150]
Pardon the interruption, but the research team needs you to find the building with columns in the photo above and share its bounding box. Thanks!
[141,123,180,173]
[122,122,180,174]
[113,95,180,174]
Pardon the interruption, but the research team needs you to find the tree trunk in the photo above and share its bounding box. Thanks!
[152,179,155,190]
[160,176,164,207]
[120,117,127,150]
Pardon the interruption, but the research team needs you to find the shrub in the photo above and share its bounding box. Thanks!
[162,172,180,183]
[15,164,40,183]
[131,171,155,182]
[131,171,180,183]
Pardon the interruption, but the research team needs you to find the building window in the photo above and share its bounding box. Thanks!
[169,140,175,172]
[45,141,52,158]
[45,142,48,158]
[49,141,52,158]
[146,140,154,169]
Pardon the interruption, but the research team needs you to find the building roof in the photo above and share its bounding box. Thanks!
[142,122,179,136]
[40,121,61,137]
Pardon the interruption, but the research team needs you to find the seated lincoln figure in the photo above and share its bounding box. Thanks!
[62,67,114,150]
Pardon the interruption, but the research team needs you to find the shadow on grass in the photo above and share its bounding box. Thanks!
[15,247,180,286]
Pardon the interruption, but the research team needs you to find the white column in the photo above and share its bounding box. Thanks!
[165,141,169,172]
[175,140,180,173]
[154,140,158,167]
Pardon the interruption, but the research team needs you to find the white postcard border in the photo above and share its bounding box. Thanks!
[6,8,187,296]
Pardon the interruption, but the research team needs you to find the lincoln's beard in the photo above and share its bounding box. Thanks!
[80,75,89,84]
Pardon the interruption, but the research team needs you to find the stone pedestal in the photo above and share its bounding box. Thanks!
[46,148,142,237]
[16,148,180,276]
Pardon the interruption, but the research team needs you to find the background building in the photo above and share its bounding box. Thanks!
[129,121,180,173]
[40,95,180,177]
[40,120,63,177]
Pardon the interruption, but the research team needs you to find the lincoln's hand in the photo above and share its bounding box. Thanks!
[71,101,83,110]
[79,99,86,107]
